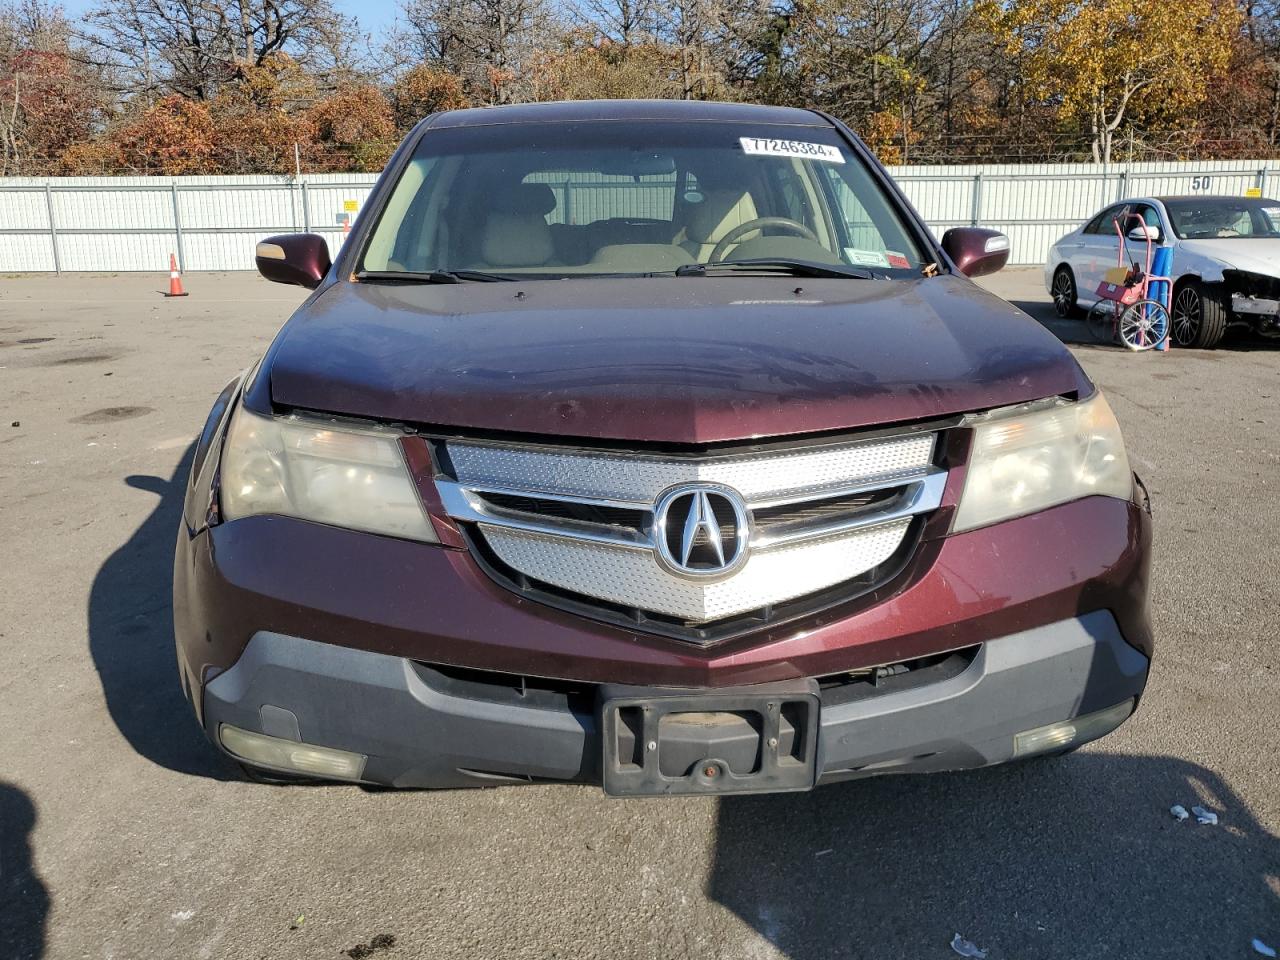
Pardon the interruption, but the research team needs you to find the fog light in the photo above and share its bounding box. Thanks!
[1013,699,1135,758]
[219,724,367,780]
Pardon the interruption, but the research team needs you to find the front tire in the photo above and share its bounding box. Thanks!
[1172,280,1227,348]
[1051,266,1079,318]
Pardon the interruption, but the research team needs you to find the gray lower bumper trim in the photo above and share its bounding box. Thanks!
[205,634,594,788]
[817,609,1148,779]
[203,610,1148,789]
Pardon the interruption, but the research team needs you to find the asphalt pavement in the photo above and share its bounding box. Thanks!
[1,268,1277,960]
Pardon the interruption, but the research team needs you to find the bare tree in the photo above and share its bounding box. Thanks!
[658,0,720,98]
[568,0,658,46]
[75,0,355,102]
[710,0,789,89]
[401,0,552,102]
[1250,0,1280,145]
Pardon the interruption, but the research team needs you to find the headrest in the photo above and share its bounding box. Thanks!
[506,182,557,217]
[481,213,554,267]
[684,190,745,243]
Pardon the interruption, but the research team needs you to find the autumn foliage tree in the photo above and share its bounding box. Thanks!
[389,65,471,131]
[529,32,692,101]
[306,84,397,171]
[208,55,316,173]
[1185,0,1280,153]
[0,49,104,172]
[0,2,104,173]
[3,0,1278,174]
[986,0,1239,162]
[122,97,223,174]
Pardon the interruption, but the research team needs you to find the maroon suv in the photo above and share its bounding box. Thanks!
[174,100,1153,796]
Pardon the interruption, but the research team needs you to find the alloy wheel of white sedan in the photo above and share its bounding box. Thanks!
[1051,268,1077,318]
[1172,285,1202,347]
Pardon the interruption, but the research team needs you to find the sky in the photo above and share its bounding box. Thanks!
[331,0,404,39]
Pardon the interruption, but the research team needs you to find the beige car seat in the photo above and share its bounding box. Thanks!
[479,183,558,268]
[677,190,760,262]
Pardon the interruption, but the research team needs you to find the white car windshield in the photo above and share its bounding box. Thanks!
[1164,198,1280,240]
[359,120,926,278]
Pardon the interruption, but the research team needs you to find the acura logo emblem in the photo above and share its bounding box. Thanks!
[652,484,751,579]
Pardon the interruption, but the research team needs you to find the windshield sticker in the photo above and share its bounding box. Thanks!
[740,137,845,163]
[845,248,890,267]
[885,251,911,269]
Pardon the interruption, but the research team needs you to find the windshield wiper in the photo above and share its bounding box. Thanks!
[673,258,881,280]
[355,269,514,284]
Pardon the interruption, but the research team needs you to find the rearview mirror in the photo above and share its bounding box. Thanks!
[598,152,676,177]
[940,227,1010,278]
[255,233,332,288]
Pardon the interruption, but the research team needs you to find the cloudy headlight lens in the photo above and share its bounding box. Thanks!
[220,404,437,542]
[953,392,1132,532]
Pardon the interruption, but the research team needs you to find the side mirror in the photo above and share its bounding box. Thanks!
[940,227,1010,278]
[255,233,332,288]
[1127,225,1161,243]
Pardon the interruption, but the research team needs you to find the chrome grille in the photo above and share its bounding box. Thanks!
[437,432,945,629]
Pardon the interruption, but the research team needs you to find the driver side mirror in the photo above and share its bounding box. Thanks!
[940,227,1010,278]
[255,233,332,288]
[1127,225,1162,243]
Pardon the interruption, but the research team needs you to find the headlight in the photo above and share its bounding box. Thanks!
[219,404,438,542]
[953,391,1132,532]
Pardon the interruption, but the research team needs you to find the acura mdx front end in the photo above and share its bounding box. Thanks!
[175,99,1153,796]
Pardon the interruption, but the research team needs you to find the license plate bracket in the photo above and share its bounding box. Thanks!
[599,680,820,797]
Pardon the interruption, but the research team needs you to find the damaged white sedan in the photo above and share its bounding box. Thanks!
[1045,195,1280,348]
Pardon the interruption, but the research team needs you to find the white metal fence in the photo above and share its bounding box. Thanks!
[0,174,378,273]
[0,161,1276,272]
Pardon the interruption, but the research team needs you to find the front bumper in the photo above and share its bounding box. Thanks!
[177,488,1154,792]
[176,495,1153,696]
[203,610,1149,789]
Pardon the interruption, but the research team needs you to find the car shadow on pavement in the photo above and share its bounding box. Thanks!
[1007,299,1097,346]
[0,782,49,960]
[1010,297,1280,352]
[708,753,1278,959]
[86,442,230,780]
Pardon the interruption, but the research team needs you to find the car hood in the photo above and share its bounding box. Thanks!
[265,275,1089,444]
[1177,238,1280,277]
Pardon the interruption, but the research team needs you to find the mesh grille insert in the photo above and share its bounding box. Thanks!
[437,429,947,640]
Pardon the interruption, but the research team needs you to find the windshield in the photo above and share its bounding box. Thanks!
[359,120,927,279]
[1164,198,1280,240]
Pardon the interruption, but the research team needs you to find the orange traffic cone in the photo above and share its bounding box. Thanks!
[165,253,188,297]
